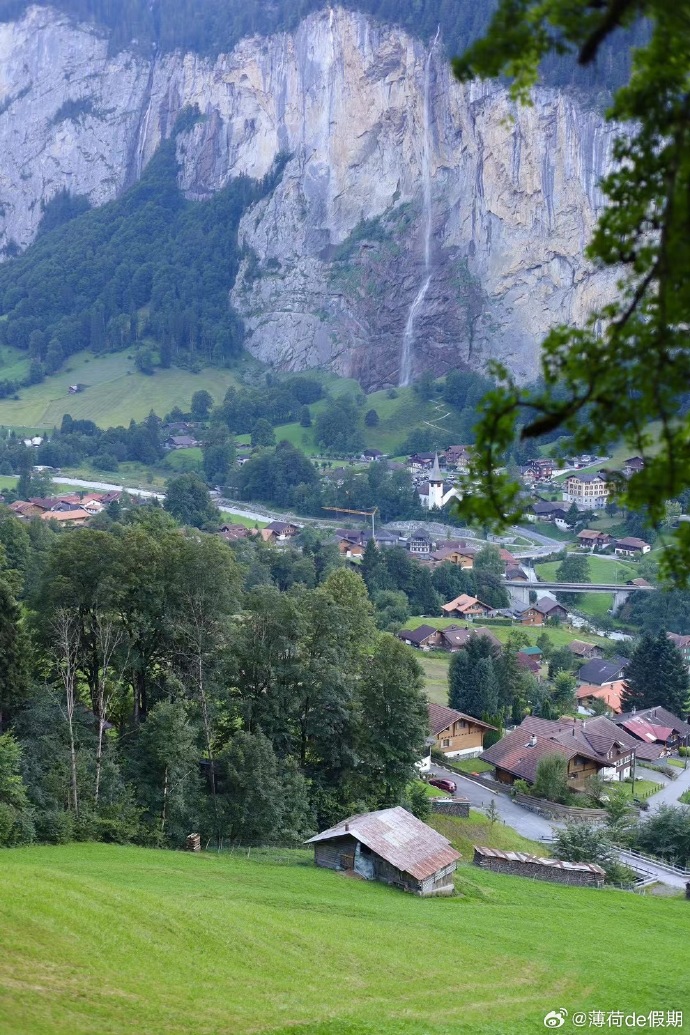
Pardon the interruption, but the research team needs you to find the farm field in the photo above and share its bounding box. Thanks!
[0,842,688,1035]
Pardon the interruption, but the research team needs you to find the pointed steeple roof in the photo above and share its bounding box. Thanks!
[430,453,442,481]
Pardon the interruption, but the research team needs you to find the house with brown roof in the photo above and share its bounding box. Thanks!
[40,508,90,526]
[576,529,613,550]
[396,625,440,650]
[306,807,460,896]
[266,520,301,539]
[518,598,569,626]
[437,626,501,652]
[568,640,604,660]
[667,632,690,671]
[430,544,476,568]
[428,703,496,759]
[441,594,492,619]
[480,715,637,789]
[614,536,651,556]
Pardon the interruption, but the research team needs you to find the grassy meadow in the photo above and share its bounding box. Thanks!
[0,841,688,1035]
[0,351,245,429]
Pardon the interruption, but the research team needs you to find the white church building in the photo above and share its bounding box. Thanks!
[418,454,461,511]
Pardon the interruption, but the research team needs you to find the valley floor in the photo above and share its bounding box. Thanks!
[0,842,688,1035]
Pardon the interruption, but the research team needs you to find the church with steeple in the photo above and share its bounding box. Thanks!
[418,454,461,510]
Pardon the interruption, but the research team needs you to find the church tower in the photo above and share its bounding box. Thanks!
[427,453,444,509]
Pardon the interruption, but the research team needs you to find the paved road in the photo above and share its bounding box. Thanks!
[646,762,690,809]
[429,763,555,841]
[429,762,690,888]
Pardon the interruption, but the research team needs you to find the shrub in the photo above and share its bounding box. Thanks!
[34,808,74,844]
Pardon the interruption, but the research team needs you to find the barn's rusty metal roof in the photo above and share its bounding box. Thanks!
[306,806,460,881]
[474,846,605,875]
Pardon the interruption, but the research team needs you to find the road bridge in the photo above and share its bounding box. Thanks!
[504,580,656,611]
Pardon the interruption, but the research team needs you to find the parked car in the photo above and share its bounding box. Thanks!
[428,777,456,794]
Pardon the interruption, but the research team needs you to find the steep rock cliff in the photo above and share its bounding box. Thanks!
[0,5,615,388]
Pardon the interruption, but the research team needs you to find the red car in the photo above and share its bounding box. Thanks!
[428,777,456,794]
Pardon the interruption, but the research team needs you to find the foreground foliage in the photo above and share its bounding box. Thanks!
[454,2,690,583]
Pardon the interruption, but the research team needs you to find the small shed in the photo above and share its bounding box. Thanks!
[306,806,460,896]
[473,846,605,887]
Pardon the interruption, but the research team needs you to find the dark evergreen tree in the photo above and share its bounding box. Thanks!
[621,632,690,715]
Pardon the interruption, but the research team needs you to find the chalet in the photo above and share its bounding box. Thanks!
[568,640,604,660]
[517,652,542,677]
[562,473,610,510]
[428,702,496,759]
[335,530,368,558]
[526,501,572,526]
[614,707,690,759]
[265,520,300,540]
[443,445,472,470]
[576,681,626,715]
[397,625,440,650]
[306,807,460,896]
[480,715,637,788]
[577,656,629,686]
[407,452,437,470]
[614,537,651,556]
[528,458,556,481]
[373,530,400,549]
[361,449,384,461]
[518,597,569,626]
[165,435,199,450]
[430,544,476,568]
[441,594,492,619]
[406,529,434,556]
[505,564,529,581]
[577,529,613,550]
[667,632,690,671]
[41,508,90,526]
[622,457,645,477]
[219,524,251,542]
[9,500,43,519]
[437,626,501,652]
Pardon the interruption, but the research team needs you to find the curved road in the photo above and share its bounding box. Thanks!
[430,762,690,889]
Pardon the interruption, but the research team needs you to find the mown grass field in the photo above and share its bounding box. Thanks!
[0,351,245,429]
[417,652,451,704]
[0,842,688,1035]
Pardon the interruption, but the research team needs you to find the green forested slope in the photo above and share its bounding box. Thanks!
[0,134,287,378]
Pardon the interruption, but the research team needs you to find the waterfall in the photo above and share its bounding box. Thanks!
[399,29,438,388]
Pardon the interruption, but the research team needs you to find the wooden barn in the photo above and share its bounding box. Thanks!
[306,807,460,896]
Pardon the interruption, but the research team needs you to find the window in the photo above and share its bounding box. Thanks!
[442,738,451,748]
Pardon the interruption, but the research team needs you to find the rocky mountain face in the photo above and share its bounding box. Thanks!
[0,5,616,389]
